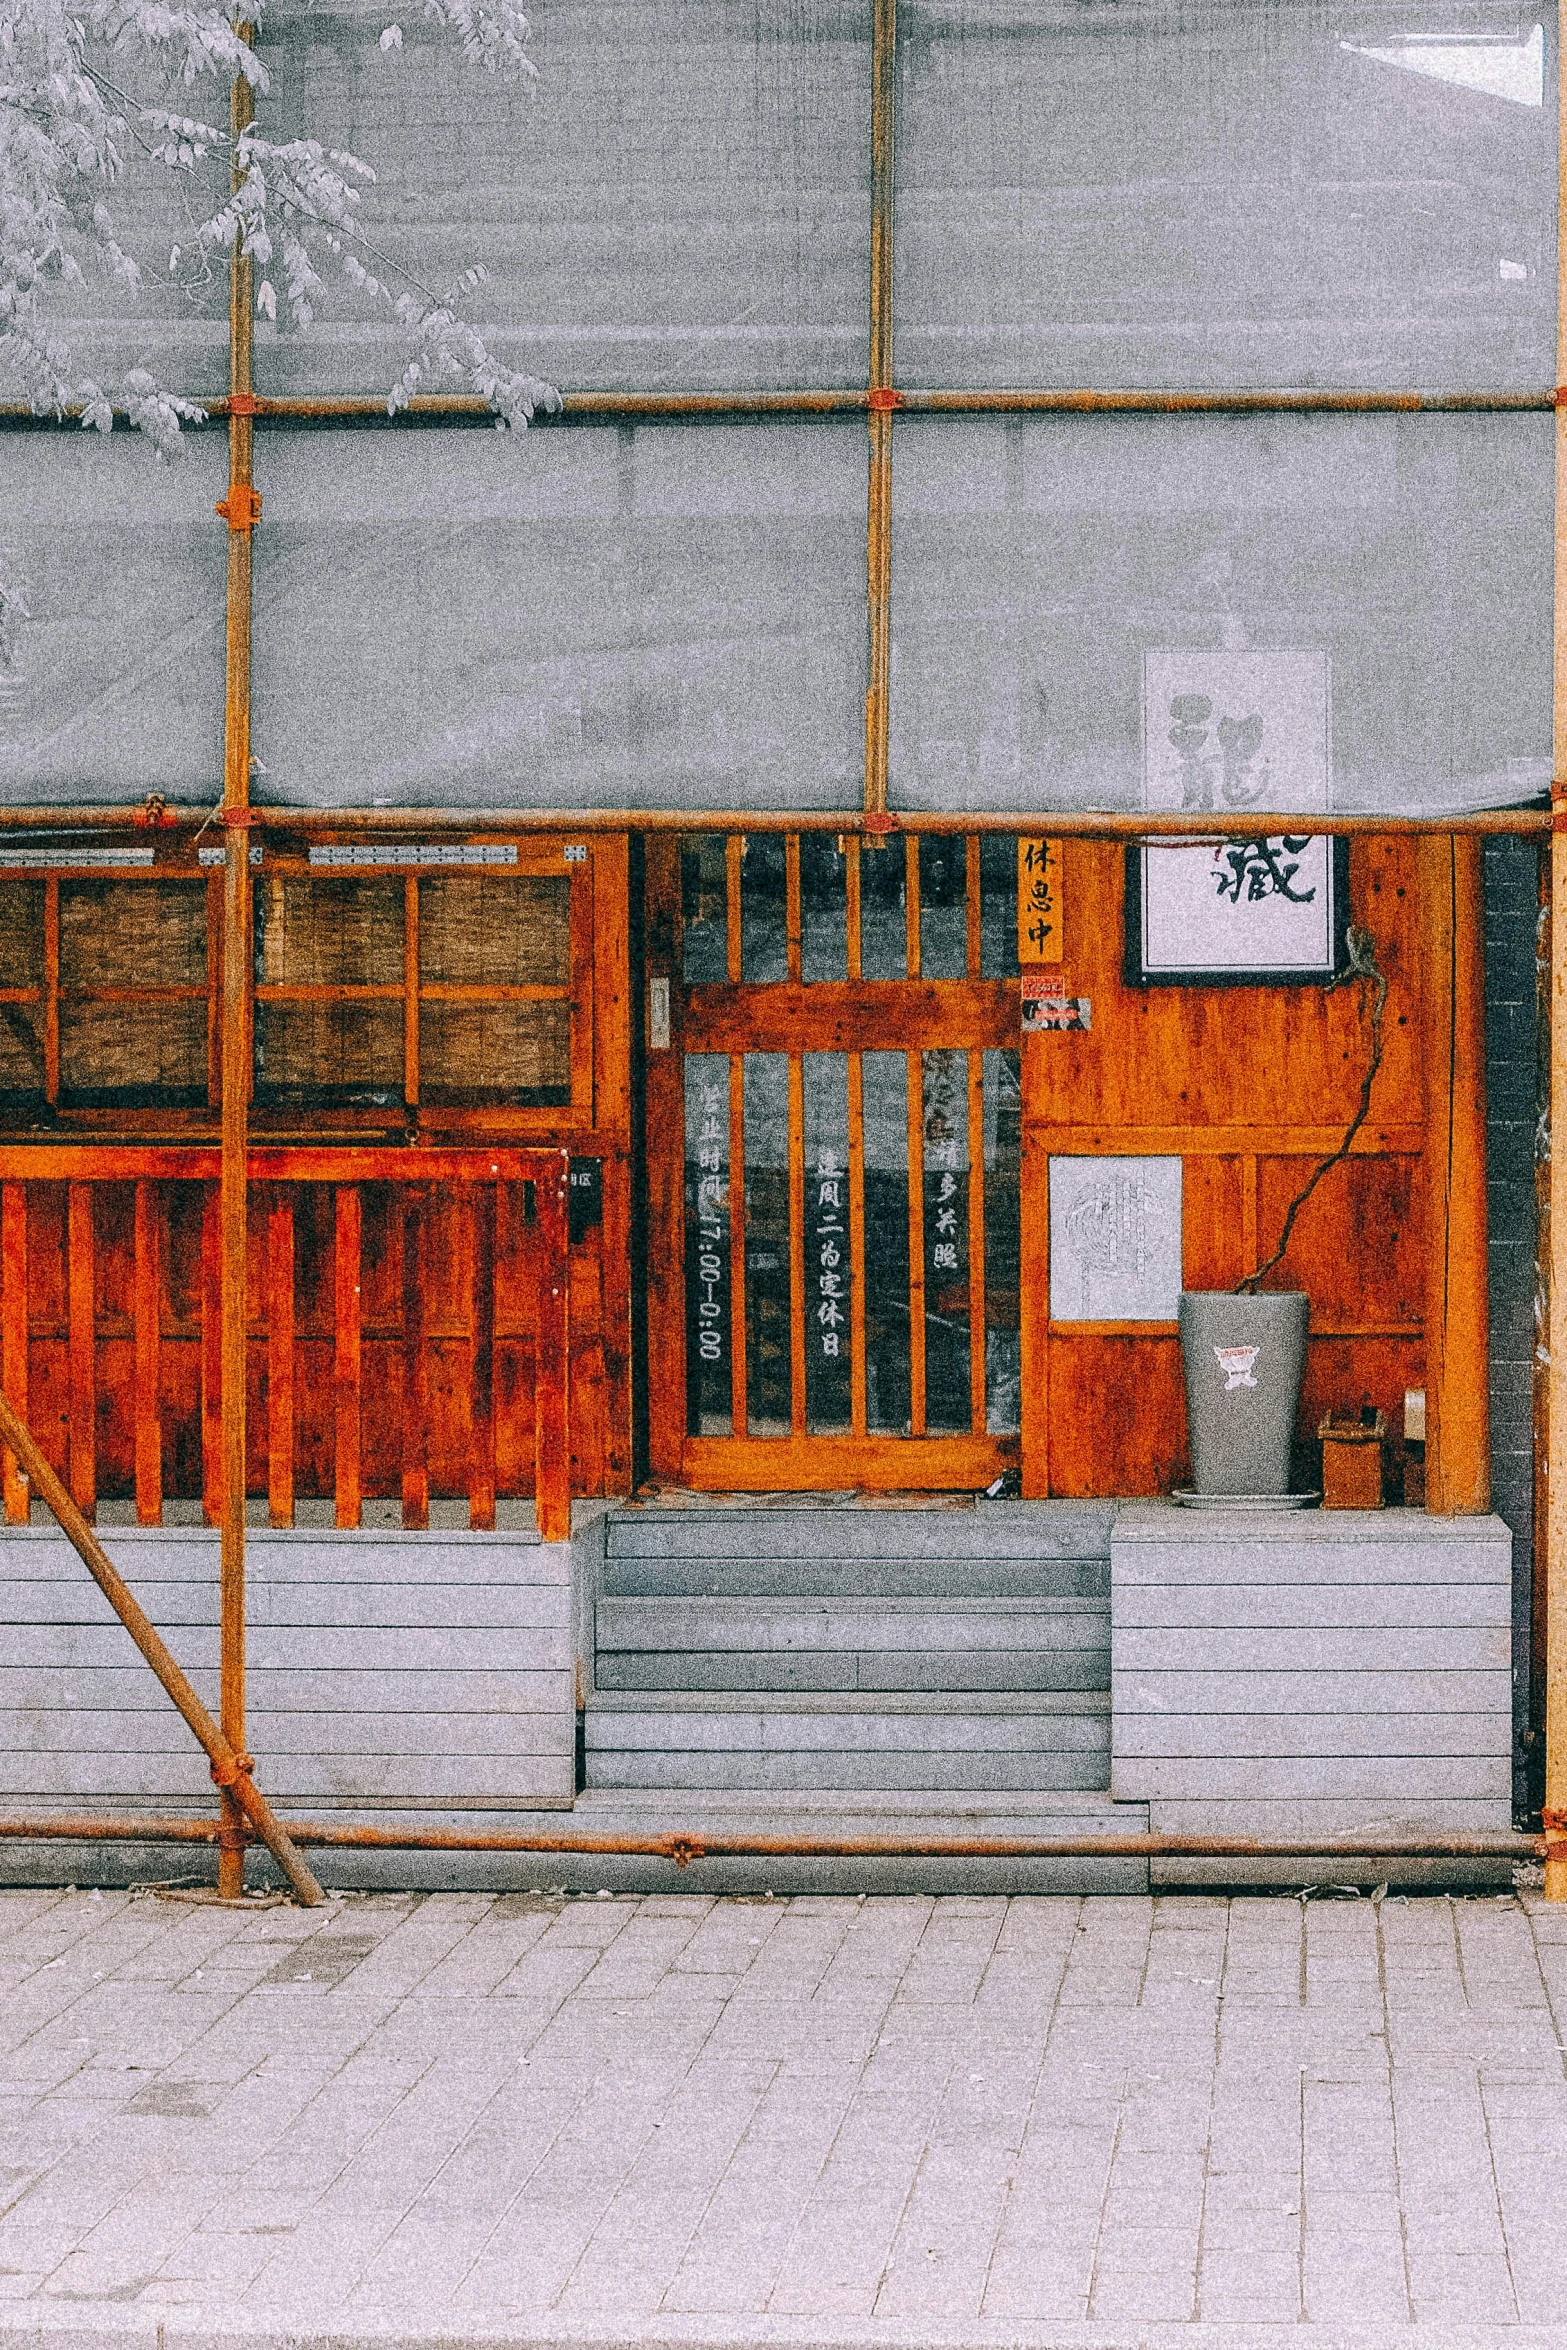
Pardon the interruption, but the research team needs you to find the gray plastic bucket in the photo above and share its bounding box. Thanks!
[1178,1291,1309,1496]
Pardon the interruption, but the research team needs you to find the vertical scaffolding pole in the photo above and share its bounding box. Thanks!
[216,30,258,1900]
[863,0,896,824]
[1546,0,1567,1899]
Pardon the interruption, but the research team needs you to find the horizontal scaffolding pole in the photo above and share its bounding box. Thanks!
[1,387,1556,430]
[0,1813,1542,1867]
[0,807,1548,839]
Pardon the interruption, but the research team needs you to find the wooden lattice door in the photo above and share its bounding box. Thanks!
[644,833,1024,1490]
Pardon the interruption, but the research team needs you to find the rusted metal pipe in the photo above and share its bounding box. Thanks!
[0,1813,1541,1866]
[215,29,260,1902]
[0,1395,326,1905]
[3,390,1556,427]
[0,808,1551,838]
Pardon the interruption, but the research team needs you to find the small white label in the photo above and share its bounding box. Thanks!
[1215,1344,1259,1391]
[563,843,588,863]
[648,975,671,1051]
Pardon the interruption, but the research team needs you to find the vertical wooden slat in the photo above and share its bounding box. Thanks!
[967,1049,987,1438]
[333,1182,362,1529]
[1,1182,28,1521]
[267,1185,294,1527]
[730,1051,749,1438]
[1241,1156,1259,1286]
[533,1156,572,1543]
[42,875,58,1106]
[907,1050,927,1437]
[205,869,224,1107]
[845,837,863,983]
[848,1052,868,1438]
[200,1182,222,1525]
[1420,834,1490,1514]
[403,873,420,1108]
[469,1182,497,1529]
[133,1179,162,1525]
[785,835,803,983]
[642,837,688,1481]
[1019,1043,1050,1498]
[726,834,744,983]
[905,833,922,979]
[401,1184,429,1528]
[788,1053,807,1437]
[965,835,982,979]
[66,1181,94,1518]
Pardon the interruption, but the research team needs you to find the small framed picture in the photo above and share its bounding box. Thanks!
[1125,834,1351,987]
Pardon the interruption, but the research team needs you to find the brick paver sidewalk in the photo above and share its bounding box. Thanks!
[1,1885,1566,2348]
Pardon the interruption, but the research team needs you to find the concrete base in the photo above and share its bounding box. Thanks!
[1112,1502,1514,1886]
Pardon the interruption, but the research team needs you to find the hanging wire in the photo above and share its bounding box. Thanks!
[1236,926,1388,1296]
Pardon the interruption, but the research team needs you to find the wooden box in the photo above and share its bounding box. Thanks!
[1319,1412,1386,1510]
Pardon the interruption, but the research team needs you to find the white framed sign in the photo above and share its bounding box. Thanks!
[1134,647,1344,986]
[1049,1155,1183,1323]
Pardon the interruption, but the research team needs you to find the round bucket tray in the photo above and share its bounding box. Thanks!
[1170,1489,1319,1510]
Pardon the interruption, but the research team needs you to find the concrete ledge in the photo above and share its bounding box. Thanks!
[1110,1503,1514,1851]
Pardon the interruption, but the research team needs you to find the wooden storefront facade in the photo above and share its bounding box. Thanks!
[1,0,1560,1887]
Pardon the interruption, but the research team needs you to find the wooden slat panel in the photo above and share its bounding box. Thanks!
[641,836,687,1482]
[1420,833,1490,1513]
[42,876,58,1107]
[133,1179,161,1524]
[1047,1333,1185,1499]
[788,1055,806,1438]
[725,834,744,984]
[907,1050,926,1438]
[1,1181,27,1522]
[1020,1076,1050,1499]
[200,1182,222,1524]
[468,1182,497,1529]
[845,837,862,984]
[681,1433,1016,1491]
[403,873,419,1107]
[785,835,802,985]
[66,1181,94,1517]
[965,835,981,979]
[685,980,1018,1054]
[401,1185,428,1528]
[333,1182,362,1529]
[533,1158,571,1542]
[267,1185,295,1527]
[904,833,921,980]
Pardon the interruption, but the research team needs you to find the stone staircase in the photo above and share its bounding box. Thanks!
[585,1499,1121,1796]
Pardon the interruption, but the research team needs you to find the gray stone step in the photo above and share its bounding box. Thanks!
[606,1500,1116,1563]
[597,1649,1108,1692]
[584,1690,1111,1794]
[594,1593,1109,1694]
[596,1595,1108,1652]
[602,1556,1111,1599]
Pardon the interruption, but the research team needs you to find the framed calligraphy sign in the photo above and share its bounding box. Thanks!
[1129,647,1348,987]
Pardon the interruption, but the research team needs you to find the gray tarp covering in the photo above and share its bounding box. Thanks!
[252,0,873,397]
[0,435,227,805]
[0,1,1559,814]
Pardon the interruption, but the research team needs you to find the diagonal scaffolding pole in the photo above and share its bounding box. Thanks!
[0,1389,325,1904]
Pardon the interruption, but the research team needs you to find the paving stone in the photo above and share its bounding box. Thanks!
[0,1888,1565,2337]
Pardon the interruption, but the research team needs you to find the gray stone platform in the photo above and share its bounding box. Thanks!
[1112,1504,1514,1885]
[0,1884,1563,2347]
